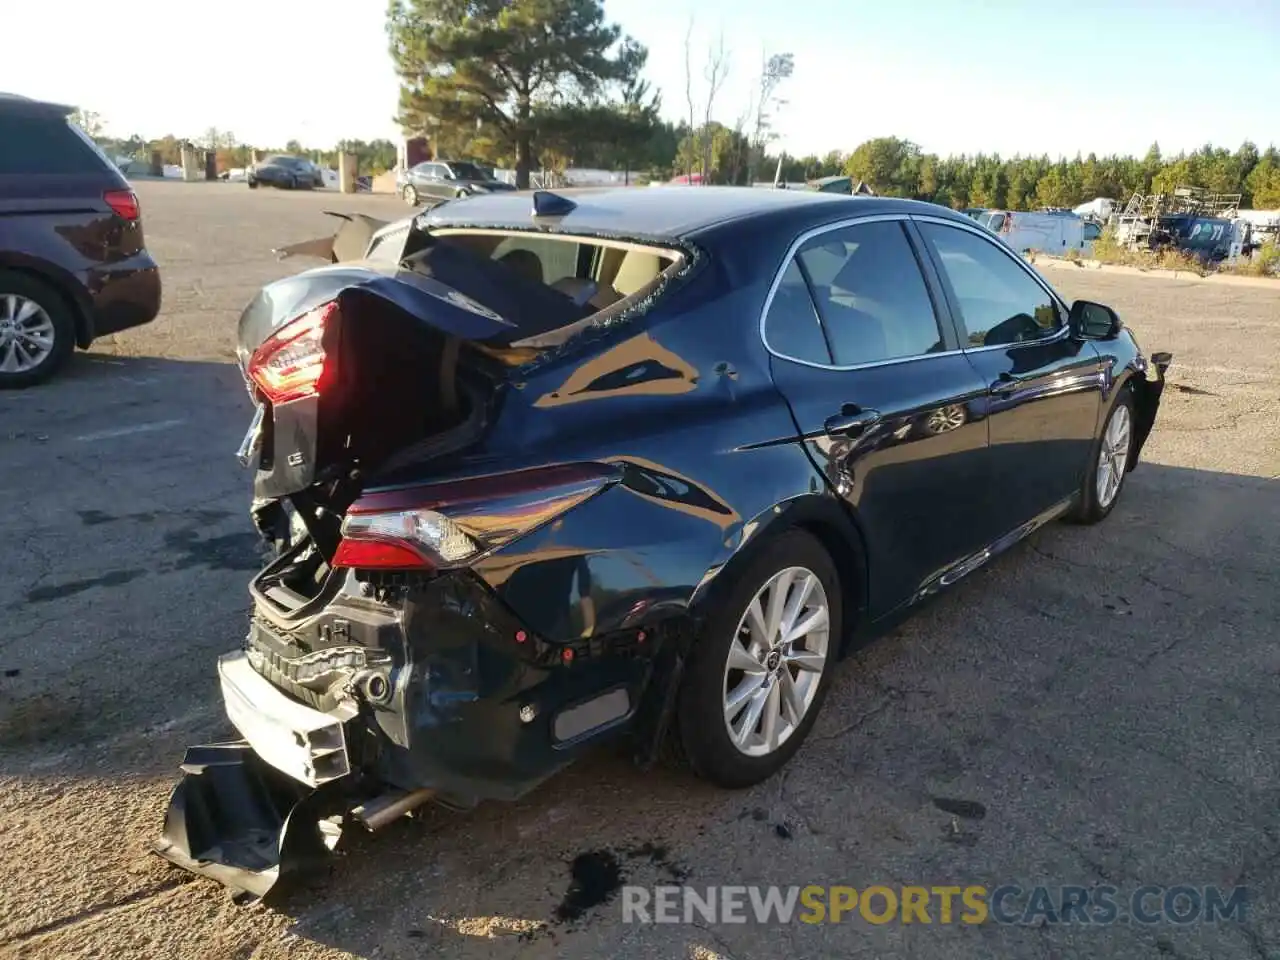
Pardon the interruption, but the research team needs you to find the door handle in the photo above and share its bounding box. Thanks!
[991,373,1020,395]
[824,407,881,436]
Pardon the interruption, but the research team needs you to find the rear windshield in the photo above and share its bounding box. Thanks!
[416,230,681,348]
[0,114,108,175]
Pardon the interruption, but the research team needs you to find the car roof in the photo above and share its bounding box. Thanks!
[424,186,962,240]
[0,93,75,118]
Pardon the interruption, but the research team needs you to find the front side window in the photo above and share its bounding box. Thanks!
[762,260,830,365]
[793,220,944,366]
[449,162,485,180]
[920,222,1062,348]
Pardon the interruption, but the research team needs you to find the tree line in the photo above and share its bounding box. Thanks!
[78,0,1280,209]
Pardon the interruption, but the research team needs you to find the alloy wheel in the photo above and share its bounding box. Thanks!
[722,566,830,758]
[0,294,56,374]
[1096,403,1131,508]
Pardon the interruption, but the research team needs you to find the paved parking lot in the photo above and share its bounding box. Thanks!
[1,181,1277,960]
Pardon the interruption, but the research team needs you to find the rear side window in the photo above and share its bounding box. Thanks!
[763,260,831,364]
[794,220,945,366]
[0,115,106,175]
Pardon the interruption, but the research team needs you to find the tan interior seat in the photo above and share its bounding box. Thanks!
[550,276,622,310]
[611,250,665,297]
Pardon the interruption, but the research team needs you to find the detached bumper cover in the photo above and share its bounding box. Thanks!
[152,742,351,899]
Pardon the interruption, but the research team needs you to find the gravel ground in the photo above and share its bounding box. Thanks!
[1,182,1277,960]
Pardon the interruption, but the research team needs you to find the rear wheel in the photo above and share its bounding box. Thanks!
[1068,387,1135,524]
[677,530,842,788]
[0,271,76,388]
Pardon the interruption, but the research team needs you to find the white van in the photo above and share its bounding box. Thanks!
[976,210,1100,257]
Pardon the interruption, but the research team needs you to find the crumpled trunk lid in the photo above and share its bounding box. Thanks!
[238,239,591,504]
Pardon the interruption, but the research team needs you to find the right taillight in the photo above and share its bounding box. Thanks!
[247,301,337,404]
[103,189,140,221]
[332,463,619,571]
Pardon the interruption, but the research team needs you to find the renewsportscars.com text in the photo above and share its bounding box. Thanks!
[621,884,1248,926]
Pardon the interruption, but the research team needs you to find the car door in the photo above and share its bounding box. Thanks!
[416,163,446,199]
[914,217,1103,528]
[764,216,994,618]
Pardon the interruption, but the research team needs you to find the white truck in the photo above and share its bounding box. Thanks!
[976,210,1100,257]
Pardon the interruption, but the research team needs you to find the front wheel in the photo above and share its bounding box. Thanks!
[1068,387,1135,524]
[676,529,842,788]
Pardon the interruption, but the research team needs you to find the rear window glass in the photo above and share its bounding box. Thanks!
[0,115,106,175]
[492,235,582,286]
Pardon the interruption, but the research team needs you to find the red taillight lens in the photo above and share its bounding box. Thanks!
[104,189,139,221]
[247,301,337,404]
[332,463,618,571]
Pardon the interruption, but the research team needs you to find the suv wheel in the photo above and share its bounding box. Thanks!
[676,530,842,788]
[0,271,75,388]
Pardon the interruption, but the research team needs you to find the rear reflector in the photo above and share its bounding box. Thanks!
[247,301,337,404]
[103,189,140,221]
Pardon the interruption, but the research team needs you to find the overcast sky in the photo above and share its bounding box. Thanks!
[4,0,1276,159]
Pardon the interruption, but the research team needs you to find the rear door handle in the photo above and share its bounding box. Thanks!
[991,373,1020,395]
[824,407,882,436]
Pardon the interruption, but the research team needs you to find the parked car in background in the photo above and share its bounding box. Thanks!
[977,209,1100,256]
[154,187,1171,897]
[247,155,325,190]
[397,159,518,205]
[0,93,161,387]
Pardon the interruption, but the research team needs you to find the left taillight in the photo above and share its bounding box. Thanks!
[246,301,338,404]
[103,189,139,221]
[332,463,619,571]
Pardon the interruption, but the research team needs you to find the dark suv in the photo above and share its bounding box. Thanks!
[0,94,162,387]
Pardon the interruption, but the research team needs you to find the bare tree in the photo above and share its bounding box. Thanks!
[69,108,104,140]
[747,50,794,185]
[729,102,752,186]
[701,33,730,183]
[683,17,696,183]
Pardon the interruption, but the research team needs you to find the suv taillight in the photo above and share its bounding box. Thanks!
[246,301,337,404]
[104,189,139,221]
[332,464,619,571]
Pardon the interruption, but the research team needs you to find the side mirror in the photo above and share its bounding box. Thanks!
[1069,300,1123,340]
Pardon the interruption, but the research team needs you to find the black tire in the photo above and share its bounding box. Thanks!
[247,178,259,189]
[676,529,843,788]
[1067,386,1135,524]
[0,270,76,388]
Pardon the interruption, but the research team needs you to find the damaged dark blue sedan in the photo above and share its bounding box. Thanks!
[155,187,1171,897]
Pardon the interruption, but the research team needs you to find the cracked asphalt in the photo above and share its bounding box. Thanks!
[1,182,1277,960]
